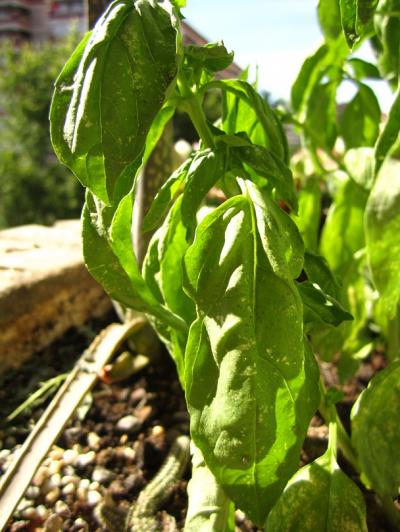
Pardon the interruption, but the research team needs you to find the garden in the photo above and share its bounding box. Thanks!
[0,0,399,530]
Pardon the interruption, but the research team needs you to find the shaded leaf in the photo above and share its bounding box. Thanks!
[297,281,353,332]
[375,86,400,175]
[306,81,338,151]
[143,157,191,232]
[365,158,400,319]
[351,360,400,496]
[340,84,380,149]
[304,250,341,301]
[183,191,319,525]
[181,148,227,236]
[234,145,298,212]
[320,176,368,276]
[50,0,178,204]
[266,449,367,531]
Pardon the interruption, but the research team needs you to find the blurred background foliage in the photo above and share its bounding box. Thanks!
[0,31,84,229]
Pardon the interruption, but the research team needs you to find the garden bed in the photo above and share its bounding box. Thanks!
[0,312,394,531]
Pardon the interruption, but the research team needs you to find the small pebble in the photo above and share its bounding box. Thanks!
[72,517,89,531]
[119,434,128,445]
[54,499,71,518]
[49,447,64,461]
[87,432,101,450]
[45,486,61,505]
[123,447,136,461]
[63,449,78,466]
[76,487,88,501]
[16,498,31,512]
[151,425,165,437]
[49,460,62,475]
[87,490,102,506]
[21,507,37,520]
[0,449,11,465]
[89,481,100,491]
[33,466,49,486]
[36,504,50,520]
[61,474,80,486]
[61,482,76,496]
[25,486,40,500]
[62,465,75,476]
[79,478,91,489]
[76,451,95,468]
[43,514,63,532]
[116,415,141,434]
[91,466,115,484]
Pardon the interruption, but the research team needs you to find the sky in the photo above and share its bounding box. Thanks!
[182,0,394,111]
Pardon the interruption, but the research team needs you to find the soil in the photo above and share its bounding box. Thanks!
[0,312,396,531]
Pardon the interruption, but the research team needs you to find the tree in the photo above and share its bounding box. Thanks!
[0,32,83,228]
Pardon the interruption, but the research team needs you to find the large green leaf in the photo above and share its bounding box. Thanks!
[351,360,400,496]
[365,158,400,319]
[304,250,341,301]
[183,191,319,525]
[181,148,226,236]
[375,86,400,175]
[266,449,367,531]
[340,83,381,149]
[206,79,289,163]
[343,147,375,190]
[340,0,378,49]
[50,0,178,204]
[292,179,321,252]
[320,176,368,276]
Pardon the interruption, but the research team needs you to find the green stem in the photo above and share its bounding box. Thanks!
[318,379,359,470]
[178,77,215,149]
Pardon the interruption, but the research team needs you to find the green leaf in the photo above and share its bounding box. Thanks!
[372,2,400,88]
[233,145,298,212]
[266,450,367,531]
[183,192,319,525]
[340,84,381,149]
[375,86,400,175]
[365,158,400,319]
[158,197,195,325]
[306,81,338,151]
[344,147,375,190]
[297,281,353,332]
[351,360,400,496]
[185,42,234,73]
[292,179,321,252]
[82,191,157,312]
[207,79,289,163]
[318,0,342,41]
[242,180,304,281]
[181,148,226,236]
[320,176,368,276]
[304,250,341,301]
[340,0,379,49]
[142,157,191,232]
[346,57,381,80]
[50,0,178,204]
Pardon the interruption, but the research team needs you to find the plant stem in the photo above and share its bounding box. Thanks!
[318,379,359,470]
[178,77,215,149]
